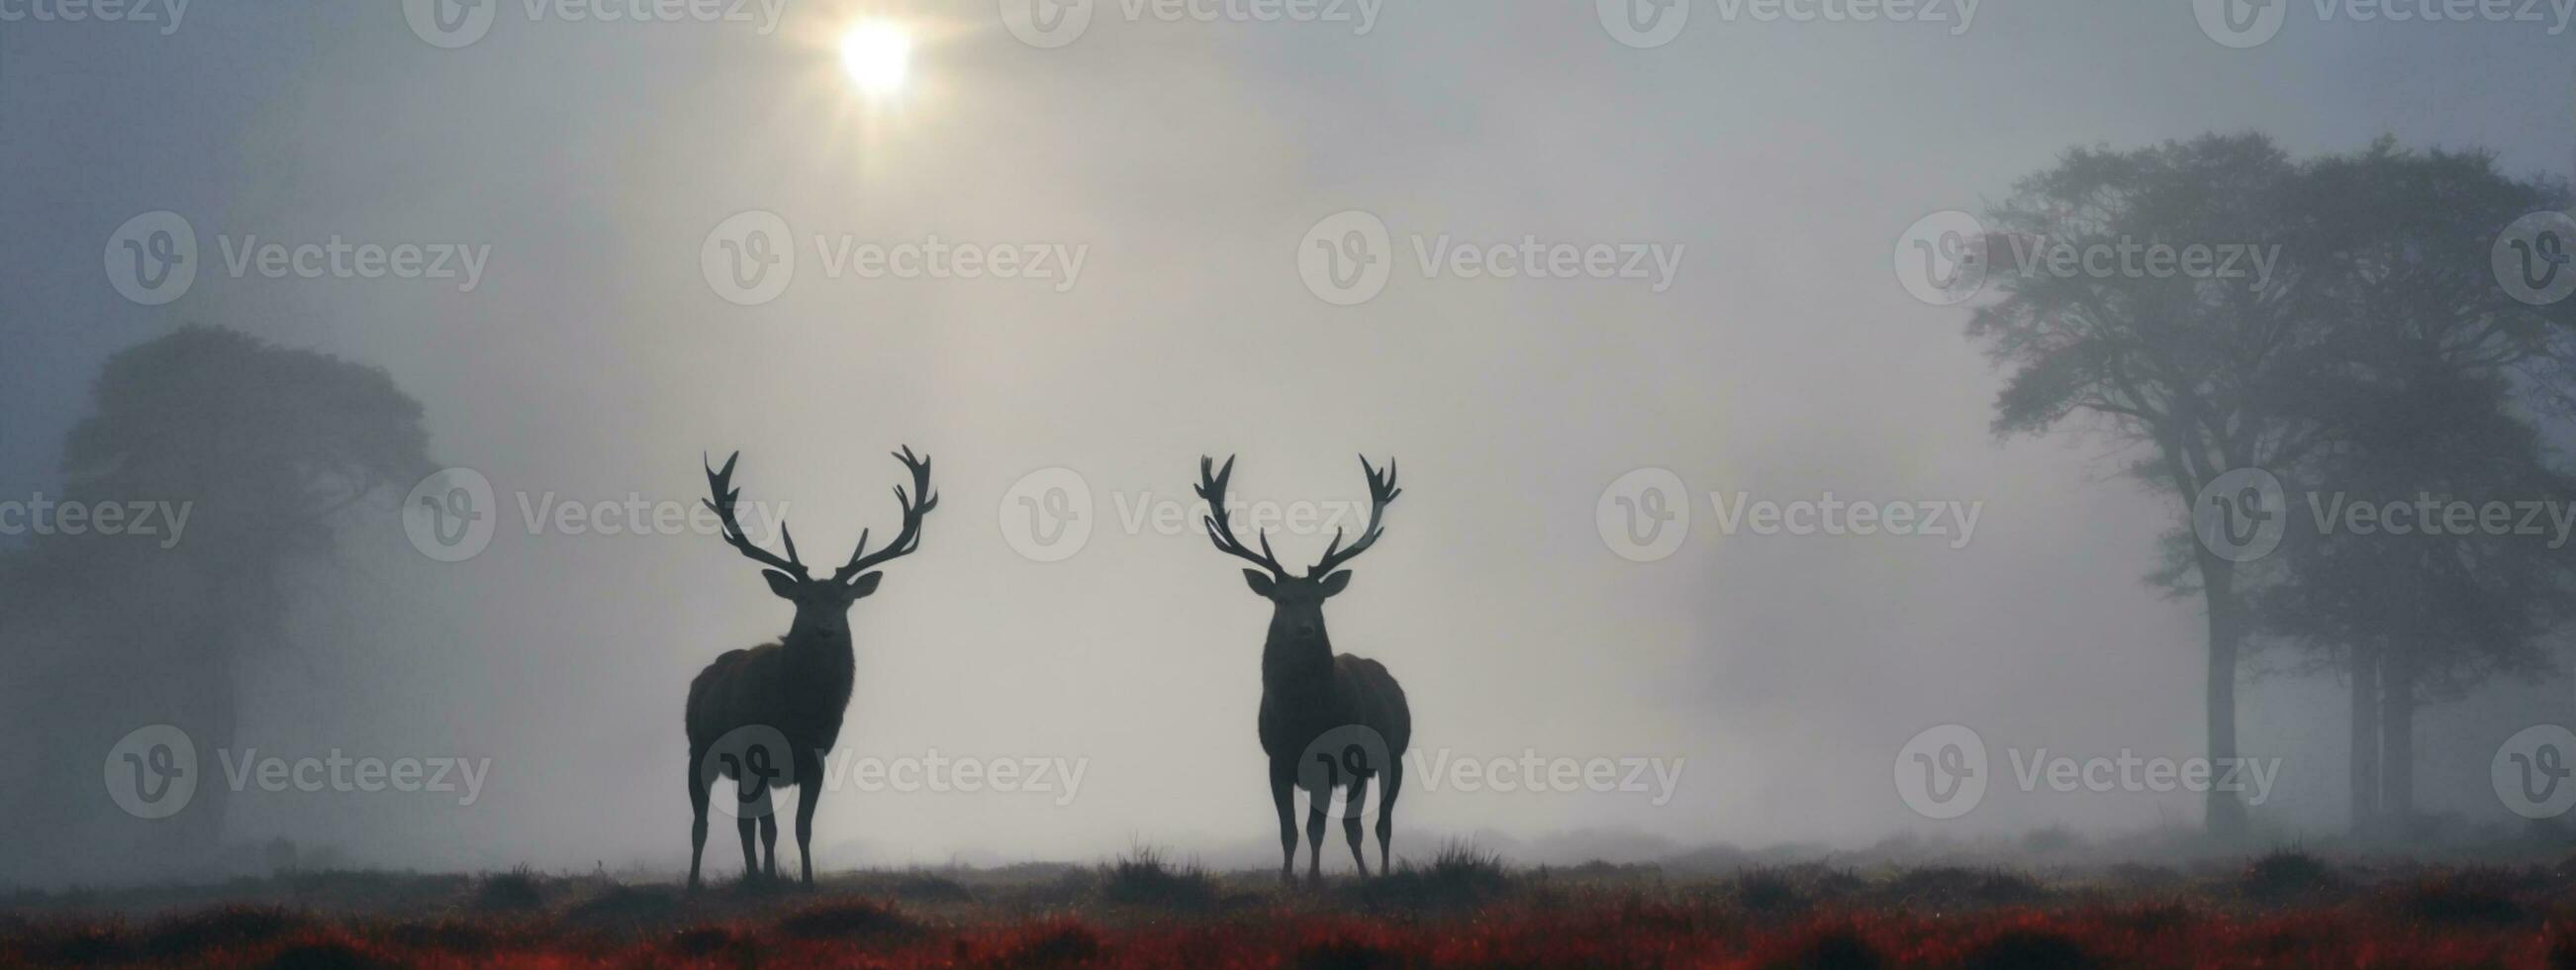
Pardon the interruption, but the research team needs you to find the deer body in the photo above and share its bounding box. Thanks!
[685,448,935,890]
[1199,454,1412,883]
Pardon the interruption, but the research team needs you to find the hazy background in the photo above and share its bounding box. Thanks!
[3,2,2571,880]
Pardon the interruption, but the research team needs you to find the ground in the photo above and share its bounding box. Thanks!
[6,845,2576,967]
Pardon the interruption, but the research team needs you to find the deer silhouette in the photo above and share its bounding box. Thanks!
[685,447,936,889]
[1196,454,1412,884]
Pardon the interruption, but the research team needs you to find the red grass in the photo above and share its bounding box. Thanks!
[7,884,2571,968]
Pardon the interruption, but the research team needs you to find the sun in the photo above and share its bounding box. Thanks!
[839,21,911,97]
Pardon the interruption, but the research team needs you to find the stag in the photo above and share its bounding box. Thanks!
[1196,454,1412,884]
[685,447,936,889]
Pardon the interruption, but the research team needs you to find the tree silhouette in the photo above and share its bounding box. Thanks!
[2250,142,2575,836]
[1969,134,2323,839]
[0,326,430,879]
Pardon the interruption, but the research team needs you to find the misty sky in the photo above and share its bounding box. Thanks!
[5,2,2574,873]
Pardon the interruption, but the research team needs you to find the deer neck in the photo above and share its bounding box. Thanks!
[1260,620,1336,702]
[781,622,857,692]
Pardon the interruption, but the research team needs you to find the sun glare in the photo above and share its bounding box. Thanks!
[839,21,911,97]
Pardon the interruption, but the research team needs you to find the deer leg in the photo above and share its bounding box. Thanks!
[1377,757,1401,874]
[686,751,711,891]
[1342,778,1370,878]
[1304,799,1328,884]
[735,802,760,880]
[759,813,779,879]
[1269,760,1297,886]
[795,753,822,888]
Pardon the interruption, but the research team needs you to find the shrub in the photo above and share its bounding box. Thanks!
[471,865,544,913]
[1098,846,1219,910]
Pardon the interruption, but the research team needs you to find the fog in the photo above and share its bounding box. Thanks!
[4,3,2572,885]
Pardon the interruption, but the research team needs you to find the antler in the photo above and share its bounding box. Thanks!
[1196,455,1289,579]
[704,451,811,579]
[832,446,938,583]
[1309,454,1400,576]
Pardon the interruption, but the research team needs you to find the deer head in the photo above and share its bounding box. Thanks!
[1195,454,1400,649]
[703,447,938,641]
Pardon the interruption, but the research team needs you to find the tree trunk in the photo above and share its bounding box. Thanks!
[2378,646,2418,832]
[2347,644,2380,838]
[2201,556,2248,840]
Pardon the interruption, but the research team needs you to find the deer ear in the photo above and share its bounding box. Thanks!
[762,570,799,598]
[845,572,884,598]
[1316,570,1353,596]
[1242,569,1277,597]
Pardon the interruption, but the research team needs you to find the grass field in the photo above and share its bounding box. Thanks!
[6,846,2574,967]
